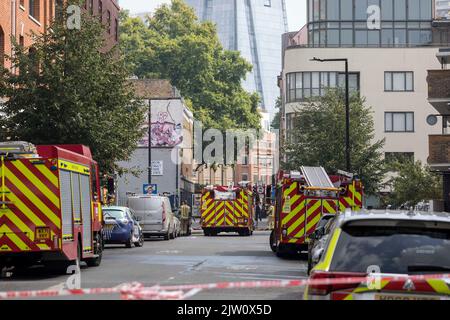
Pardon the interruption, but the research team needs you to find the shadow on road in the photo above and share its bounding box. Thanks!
[0,265,73,281]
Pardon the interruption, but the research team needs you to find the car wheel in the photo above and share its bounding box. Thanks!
[269,230,277,253]
[134,235,144,247]
[86,233,103,267]
[125,234,133,248]
[164,231,170,240]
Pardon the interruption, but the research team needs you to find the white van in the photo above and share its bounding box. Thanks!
[127,195,175,240]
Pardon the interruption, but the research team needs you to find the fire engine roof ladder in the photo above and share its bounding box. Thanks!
[300,166,334,188]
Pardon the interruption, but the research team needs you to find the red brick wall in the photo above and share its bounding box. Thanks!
[0,0,52,70]
[0,0,119,70]
[83,0,120,51]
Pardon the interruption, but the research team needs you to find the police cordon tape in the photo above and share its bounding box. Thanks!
[0,273,449,300]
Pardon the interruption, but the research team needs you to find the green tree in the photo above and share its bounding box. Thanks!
[283,89,385,194]
[385,160,441,207]
[271,97,281,130]
[0,0,145,175]
[119,0,260,130]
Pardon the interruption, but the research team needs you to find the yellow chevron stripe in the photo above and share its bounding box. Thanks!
[5,167,60,227]
[283,182,297,198]
[37,243,50,250]
[0,208,34,239]
[427,279,450,295]
[225,217,234,226]
[339,197,353,211]
[234,201,246,218]
[286,201,307,235]
[34,163,59,188]
[11,161,60,208]
[305,209,322,234]
[215,210,225,224]
[201,192,211,202]
[2,186,46,228]
[306,200,321,218]
[204,209,216,224]
[281,195,302,225]
[201,199,214,218]
[0,224,29,251]
[322,200,337,214]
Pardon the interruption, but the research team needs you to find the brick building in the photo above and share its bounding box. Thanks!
[0,0,120,70]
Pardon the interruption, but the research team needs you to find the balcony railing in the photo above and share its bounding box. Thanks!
[427,69,450,113]
[429,135,450,168]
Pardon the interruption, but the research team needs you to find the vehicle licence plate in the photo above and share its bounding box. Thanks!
[375,294,441,301]
[35,227,50,241]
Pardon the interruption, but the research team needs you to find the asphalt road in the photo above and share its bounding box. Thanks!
[0,229,308,300]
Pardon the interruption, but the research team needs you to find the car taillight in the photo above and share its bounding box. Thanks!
[308,271,366,296]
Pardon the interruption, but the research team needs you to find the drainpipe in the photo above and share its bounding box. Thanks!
[10,0,16,73]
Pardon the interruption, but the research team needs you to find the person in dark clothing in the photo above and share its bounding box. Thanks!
[255,202,263,224]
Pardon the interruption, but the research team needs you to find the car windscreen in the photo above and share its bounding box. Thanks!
[103,209,126,220]
[330,224,450,274]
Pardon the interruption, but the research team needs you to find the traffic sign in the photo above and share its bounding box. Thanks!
[143,184,158,195]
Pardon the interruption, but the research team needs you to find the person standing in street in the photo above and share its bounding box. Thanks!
[180,201,191,236]
[255,201,262,227]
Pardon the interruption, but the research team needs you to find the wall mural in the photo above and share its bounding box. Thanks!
[138,100,184,148]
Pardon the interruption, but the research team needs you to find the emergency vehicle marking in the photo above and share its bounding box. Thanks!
[0,158,59,252]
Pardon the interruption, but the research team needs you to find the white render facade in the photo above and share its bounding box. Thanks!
[281,47,443,165]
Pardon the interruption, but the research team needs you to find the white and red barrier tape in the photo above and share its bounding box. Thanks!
[0,274,449,300]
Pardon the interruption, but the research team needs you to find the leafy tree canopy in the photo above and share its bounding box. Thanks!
[385,160,441,207]
[0,0,145,175]
[119,0,261,130]
[283,89,386,194]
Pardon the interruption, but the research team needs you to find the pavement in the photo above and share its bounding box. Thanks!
[0,224,307,300]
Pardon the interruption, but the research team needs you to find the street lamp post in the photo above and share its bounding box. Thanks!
[148,100,152,185]
[311,57,351,172]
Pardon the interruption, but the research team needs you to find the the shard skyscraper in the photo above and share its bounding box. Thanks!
[185,0,289,117]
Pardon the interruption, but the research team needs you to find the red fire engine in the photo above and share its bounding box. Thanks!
[270,167,363,256]
[0,142,104,271]
[200,185,254,236]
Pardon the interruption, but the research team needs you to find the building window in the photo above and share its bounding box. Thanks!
[385,112,414,132]
[286,71,360,102]
[242,174,248,181]
[385,72,414,91]
[29,0,40,21]
[385,152,414,164]
[115,18,119,42]
[107,10,111,34]
[264,0,271,7]
[307,0,433,47]
[20,0,25,8]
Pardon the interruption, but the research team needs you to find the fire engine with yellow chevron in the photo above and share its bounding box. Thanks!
[200,185,254,236]
[270,167,363,257]
[0,141,104,271]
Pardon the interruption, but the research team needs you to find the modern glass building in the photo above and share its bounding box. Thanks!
[184,0,289,117]
[307,0,436,47]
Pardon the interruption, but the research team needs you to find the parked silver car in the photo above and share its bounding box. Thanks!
[127,195,176,240]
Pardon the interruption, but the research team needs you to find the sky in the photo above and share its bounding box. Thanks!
[119,0,307,32]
